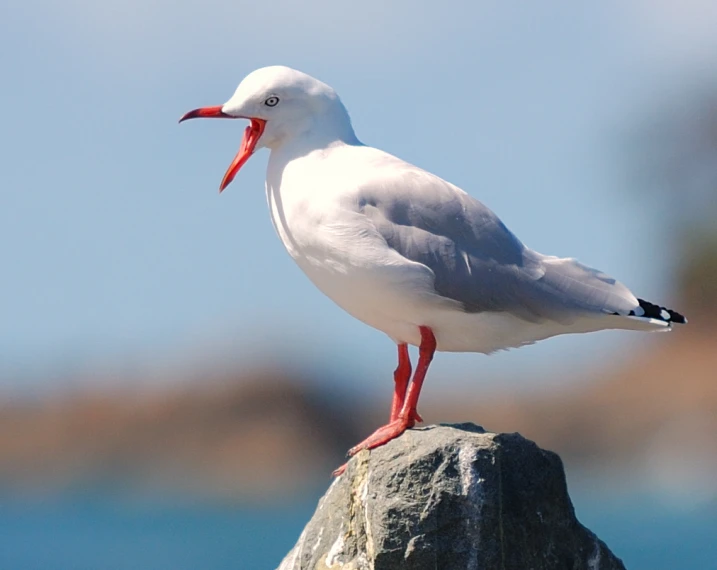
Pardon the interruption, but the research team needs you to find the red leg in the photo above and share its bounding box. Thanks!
[390,343,420,422]
[345,326,436,458]
[333,339,427,477]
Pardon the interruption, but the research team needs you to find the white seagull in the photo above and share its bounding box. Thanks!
[180,66,686,473]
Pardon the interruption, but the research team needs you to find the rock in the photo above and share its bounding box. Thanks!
[277,423,626,570]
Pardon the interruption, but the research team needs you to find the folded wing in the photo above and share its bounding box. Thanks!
[359,167,640,324]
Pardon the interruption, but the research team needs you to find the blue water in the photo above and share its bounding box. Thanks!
[573,496,717,570]
[0,496,314,570]
[1,492,715,569]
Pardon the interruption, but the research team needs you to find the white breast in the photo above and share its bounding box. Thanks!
[264,147,444,345]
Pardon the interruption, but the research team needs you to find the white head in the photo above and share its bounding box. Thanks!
[180,66,357,191]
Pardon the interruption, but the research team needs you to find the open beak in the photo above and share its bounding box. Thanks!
[179,106,266,192]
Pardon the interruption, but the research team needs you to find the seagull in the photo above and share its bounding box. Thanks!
[180,66,686,473]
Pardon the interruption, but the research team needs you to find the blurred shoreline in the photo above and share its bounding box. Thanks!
[1,328,714,506]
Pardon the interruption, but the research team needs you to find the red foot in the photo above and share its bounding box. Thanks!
[332,416,418,476]
[347,417,416,457]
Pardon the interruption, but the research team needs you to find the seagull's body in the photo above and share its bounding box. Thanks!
[181,66,685,469]
[267,140,667,354]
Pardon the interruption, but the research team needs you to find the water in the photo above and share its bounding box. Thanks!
[0,496,313,570]
[573,495,717,570]
[1,492,715,569]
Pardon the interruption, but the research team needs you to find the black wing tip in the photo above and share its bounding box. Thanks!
[630,298,687,325]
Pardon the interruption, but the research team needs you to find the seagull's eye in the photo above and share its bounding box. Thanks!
[264,96,279,107]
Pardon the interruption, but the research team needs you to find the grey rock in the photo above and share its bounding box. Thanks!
[277,423,626,570]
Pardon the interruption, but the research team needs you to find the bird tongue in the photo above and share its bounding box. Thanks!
[219,118,266,192]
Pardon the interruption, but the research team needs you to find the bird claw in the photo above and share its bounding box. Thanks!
[347,418,414,457]
[333,419,414,477]
[331,415,412,477]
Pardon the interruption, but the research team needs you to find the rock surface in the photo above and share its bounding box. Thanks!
[277,423,626,570]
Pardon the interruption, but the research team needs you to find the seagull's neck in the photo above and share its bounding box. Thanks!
[269,106,361,163]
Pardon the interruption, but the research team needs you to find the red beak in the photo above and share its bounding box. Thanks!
[179,106,266,192]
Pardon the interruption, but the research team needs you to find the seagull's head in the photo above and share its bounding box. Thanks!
[180,65,355,192]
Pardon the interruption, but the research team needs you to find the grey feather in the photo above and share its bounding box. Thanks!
[359,171,638,324]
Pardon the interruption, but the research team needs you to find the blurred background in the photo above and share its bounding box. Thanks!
[1,1,716,568]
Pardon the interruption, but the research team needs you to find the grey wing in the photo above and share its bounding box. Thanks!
[359,173,639,323]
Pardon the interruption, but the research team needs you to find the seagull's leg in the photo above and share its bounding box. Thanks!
[395,326,434,425]
[389,343,423,422]
[333,339,427,477]
[345,326,436,458]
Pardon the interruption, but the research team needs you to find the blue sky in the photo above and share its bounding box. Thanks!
[1,1,715,392]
